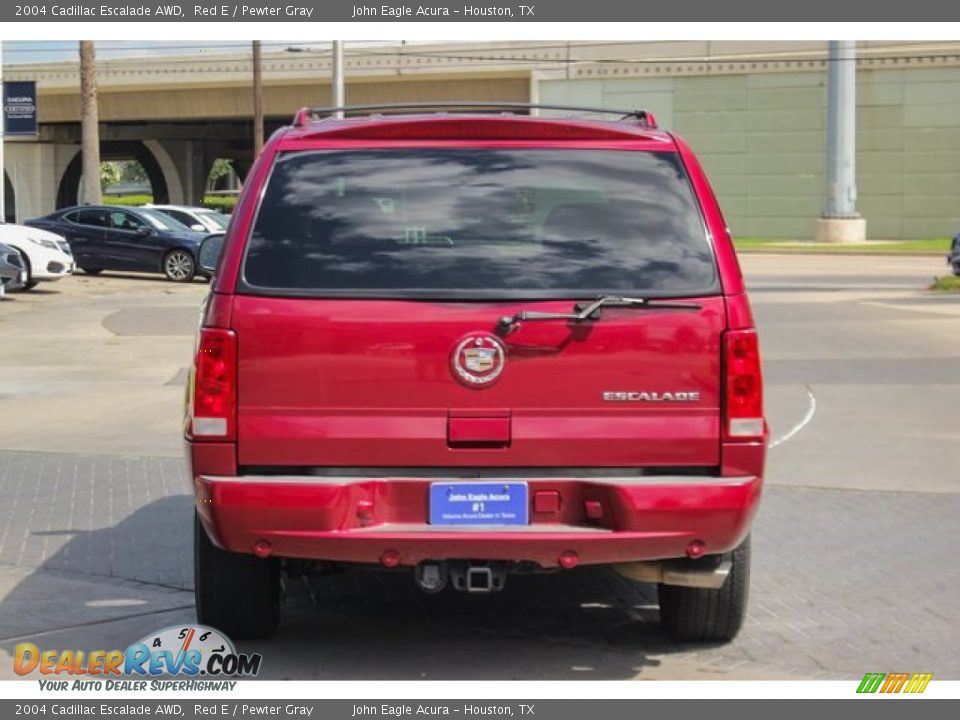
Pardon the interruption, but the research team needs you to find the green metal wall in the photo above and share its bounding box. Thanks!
[540,66,960,240]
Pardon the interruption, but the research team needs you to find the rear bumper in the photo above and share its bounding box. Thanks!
[196,473,762,568]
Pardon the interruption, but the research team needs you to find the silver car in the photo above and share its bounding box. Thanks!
[0,242,27,299]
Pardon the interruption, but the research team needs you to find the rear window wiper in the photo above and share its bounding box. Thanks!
[497,295,703,334]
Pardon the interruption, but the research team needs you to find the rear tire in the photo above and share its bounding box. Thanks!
[163,250,196,283]
[194,513,281,640]
[658,535,750,643]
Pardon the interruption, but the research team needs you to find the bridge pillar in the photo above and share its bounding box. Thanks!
[3,142,76,223]
[156,139,215,207]
[143,140,184,205]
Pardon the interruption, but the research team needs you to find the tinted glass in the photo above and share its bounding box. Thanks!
[198,211,230,231]
[75,209,109,228]
[165,210,203,229]
[243,149,717,298]
[139,208,189,232]
[164,210,195,227]
[110,211,146,231]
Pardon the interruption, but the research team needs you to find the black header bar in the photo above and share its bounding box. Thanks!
[3,1,960,23]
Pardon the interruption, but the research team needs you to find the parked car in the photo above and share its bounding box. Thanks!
[0,221,75,290]
[187,103,766,643]
[25,205,212,282]
[145,204,231,234]
[948,233,960,276]
[0,242,27,298]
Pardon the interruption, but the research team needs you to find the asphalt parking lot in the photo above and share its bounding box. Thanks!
[0,255,958,680]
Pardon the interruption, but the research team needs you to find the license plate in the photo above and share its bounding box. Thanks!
[429,482,528,526]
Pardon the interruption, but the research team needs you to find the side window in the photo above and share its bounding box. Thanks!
[110,211,146,232]
[168,210,194,226]
[76,209,109,228]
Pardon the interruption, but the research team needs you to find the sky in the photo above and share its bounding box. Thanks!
[1,40,402,65]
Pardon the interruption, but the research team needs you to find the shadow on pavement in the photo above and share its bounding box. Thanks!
[0,495,709,680]
[77,272,209,284]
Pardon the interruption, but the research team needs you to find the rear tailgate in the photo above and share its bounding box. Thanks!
[233,296,723,468]
[230,142,726,470]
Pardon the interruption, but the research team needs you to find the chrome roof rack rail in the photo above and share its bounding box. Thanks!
[291,102,657,129]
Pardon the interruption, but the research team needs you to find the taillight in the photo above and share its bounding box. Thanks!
[191,328,237,440]
[723,329,764,440]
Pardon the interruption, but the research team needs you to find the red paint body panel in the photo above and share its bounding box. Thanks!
[447,415,511,445]
[195,475,761,567]
[189,113,767,567]
[231,296,726,468]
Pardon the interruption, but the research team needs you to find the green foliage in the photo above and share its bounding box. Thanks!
[201,196,238,213]
[99,162,122,191]
[102,194,237,214]
[929,275,960,292]
[102,194,152,206]
[122,161,148,184]
[208,159,234,183]
[733,237,950,255]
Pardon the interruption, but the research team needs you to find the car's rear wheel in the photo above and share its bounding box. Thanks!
[194,513,281,640]
[163,250,196,283]
[658,535,750,643]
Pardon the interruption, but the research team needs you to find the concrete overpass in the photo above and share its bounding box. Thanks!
[3,40,539,221]
[4,40,959,239]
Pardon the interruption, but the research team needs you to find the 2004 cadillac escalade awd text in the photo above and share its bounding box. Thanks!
[186,103,767,643]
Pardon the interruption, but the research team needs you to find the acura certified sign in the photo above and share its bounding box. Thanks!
[3,81,38,137]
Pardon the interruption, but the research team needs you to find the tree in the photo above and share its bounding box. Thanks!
[100,161,121,191]
[207,158,234,191]
[118,160,148,185]
[79,41,102,205]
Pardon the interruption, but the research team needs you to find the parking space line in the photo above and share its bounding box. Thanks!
[769,385,817,449]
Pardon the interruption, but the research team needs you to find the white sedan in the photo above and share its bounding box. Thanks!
[144,204,231,234]
[0,221,75,290]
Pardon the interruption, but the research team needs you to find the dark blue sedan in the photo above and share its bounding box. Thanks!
[25,205,215,282]
[949,233,960,276]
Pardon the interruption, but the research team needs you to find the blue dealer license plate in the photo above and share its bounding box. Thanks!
[429,482,529,526]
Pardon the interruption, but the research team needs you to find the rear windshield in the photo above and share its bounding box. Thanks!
[241,148,718,299]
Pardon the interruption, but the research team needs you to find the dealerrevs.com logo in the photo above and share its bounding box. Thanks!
[14,625,261,689]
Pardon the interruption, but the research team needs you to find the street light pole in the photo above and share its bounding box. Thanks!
[332,41,344,118]
[252,40,264,157]
[816,41,866,243]
[825,40,857,218]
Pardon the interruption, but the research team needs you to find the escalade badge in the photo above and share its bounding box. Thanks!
[452,334,506,387]
[602,391,701,402]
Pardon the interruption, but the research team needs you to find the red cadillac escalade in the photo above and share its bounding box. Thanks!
[186,103,766,643]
